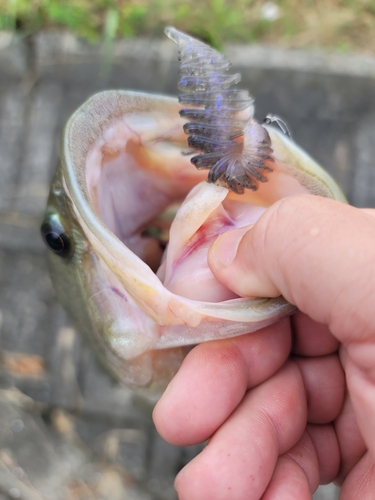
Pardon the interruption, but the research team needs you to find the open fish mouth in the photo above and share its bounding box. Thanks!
[61,93,296,344]
[41,28,345,390]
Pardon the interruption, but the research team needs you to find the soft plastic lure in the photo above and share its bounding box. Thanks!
[165,26,274,194]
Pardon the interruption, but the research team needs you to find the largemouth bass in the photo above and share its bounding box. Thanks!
[41,28,346,392]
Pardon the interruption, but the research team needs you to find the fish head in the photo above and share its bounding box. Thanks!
[41,32,346,393]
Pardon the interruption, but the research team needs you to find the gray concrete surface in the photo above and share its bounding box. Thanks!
[1,29,375,499]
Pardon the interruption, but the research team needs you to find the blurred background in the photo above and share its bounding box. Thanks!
[1,1,375,499]
[2,0,375,51]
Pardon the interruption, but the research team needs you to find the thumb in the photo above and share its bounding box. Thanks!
[208,194,375,344]
[209,194,375,460]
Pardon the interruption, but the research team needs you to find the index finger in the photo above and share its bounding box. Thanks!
[153,319,291,446]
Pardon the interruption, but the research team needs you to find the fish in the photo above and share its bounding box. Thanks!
[41,27,346,392]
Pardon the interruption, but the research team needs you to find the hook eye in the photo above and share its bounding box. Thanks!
[263,114,292,139]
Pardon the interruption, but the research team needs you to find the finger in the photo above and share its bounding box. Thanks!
[208,194,375,345]
[153,319,291,446]
[340,451,375,499]
[334,392,366,484]
[340,353,375,465]
[262,425,340,499]
[174,362,307,500]
[291,311,339,356]
[293,354,345,424]
[306,424,340,484]
[261,431,319,500]
[261,456,312,500]
[361,208,375,218]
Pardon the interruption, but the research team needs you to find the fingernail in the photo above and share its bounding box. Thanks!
[211,226,250,267]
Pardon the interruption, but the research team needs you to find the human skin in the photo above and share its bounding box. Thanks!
[153,194,375,499]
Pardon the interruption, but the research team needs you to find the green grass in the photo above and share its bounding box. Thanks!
[1,0,375,52]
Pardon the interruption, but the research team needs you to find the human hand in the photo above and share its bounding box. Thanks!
[153,194,375,499]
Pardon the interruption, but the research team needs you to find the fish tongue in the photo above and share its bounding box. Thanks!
[156,182,234,302]
[157,181,269,303]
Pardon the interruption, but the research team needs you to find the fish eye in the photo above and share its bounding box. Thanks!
[40,217,71,257]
